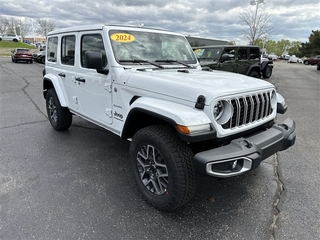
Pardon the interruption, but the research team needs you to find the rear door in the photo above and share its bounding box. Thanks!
[59,35,78,110]
[236,47,251,74]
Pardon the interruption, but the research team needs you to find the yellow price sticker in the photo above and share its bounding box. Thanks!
[194,49,201,53]
[110,33,135,43]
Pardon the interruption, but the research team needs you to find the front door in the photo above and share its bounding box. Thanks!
[75,32,113,125]
[218,47,237,73]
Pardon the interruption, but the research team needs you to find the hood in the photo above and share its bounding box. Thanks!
[125,68,274,104]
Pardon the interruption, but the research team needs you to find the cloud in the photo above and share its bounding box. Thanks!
[0,0,318,44]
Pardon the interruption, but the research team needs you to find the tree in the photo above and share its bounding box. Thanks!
[288,41,302,57]
[36,19,56,38]
[299,30,320,57]
[239,7,273,45]
[15,20,31,41]
[0,16,9,35]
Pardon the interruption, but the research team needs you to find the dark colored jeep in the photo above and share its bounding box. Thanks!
[193,45,273,79]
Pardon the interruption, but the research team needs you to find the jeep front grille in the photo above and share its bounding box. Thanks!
[222,92,273,129]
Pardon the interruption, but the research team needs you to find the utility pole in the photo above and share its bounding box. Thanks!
[250,0,265,45]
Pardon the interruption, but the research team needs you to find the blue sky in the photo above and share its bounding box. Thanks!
[0,0,319,44]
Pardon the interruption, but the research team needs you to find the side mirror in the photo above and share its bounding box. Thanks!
[221,54,229,62]
[85,51,109,75]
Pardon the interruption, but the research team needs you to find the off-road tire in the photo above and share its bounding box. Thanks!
[263,66,272,78]
[130,125,197,211]
[46,88,72,131]
[249,71,260,78]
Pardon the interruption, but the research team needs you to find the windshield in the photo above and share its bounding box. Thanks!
[109,30,197,65]
[193,47,222,61]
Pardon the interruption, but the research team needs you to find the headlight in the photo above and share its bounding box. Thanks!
[214,101,224,120]
[270,90,277,109]
[213,100,232,125]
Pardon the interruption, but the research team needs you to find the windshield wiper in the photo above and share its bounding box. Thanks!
[119,59,164,69]
[155,59,193,68]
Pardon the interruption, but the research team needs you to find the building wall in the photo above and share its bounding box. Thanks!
[23,37,46,44]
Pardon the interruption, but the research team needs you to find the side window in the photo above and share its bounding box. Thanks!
[238,48,248,60]
[61,35,75,65]
[220,48,236,62]
[81,34,107,68]
[249,48,260,60]
[47,37,58,62]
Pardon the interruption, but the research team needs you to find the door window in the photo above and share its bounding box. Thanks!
[220,48,236,62]
[81,34,107,68]
[61,35,75,65]
[249,48,260,60]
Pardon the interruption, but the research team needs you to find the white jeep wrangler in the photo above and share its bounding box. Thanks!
[43,24,296,211]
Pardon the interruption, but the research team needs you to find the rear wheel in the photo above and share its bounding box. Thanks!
[304,60,309,65]
[130,125,197,211]
[46,88,72,131]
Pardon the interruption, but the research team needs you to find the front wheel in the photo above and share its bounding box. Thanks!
[130,125,197,211]
[46,88,72,131]
[304,60,309,65]
[263,66,272,78]
[249,71,260,78]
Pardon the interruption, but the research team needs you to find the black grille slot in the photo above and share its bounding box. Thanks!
[223,91,273,129]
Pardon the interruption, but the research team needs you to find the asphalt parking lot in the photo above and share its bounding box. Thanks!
[0,58,319,240]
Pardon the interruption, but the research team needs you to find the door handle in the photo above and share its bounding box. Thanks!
[58,72,66,77]
[75,77,86,83]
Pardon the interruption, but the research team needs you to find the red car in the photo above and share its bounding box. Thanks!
[303,55,320,65]
[11,48,33,63]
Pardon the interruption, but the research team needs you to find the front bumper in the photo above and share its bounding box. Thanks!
[194,118,296,178]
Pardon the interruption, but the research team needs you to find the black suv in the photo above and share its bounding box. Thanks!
[193,45,273,78]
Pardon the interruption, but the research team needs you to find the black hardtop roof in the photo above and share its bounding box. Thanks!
[193,45,260,49]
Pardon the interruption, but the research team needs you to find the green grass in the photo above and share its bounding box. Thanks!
[0,41,37,49]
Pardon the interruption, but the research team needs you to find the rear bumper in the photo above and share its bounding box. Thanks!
[194,118,296,178]
[16,57,32,61]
